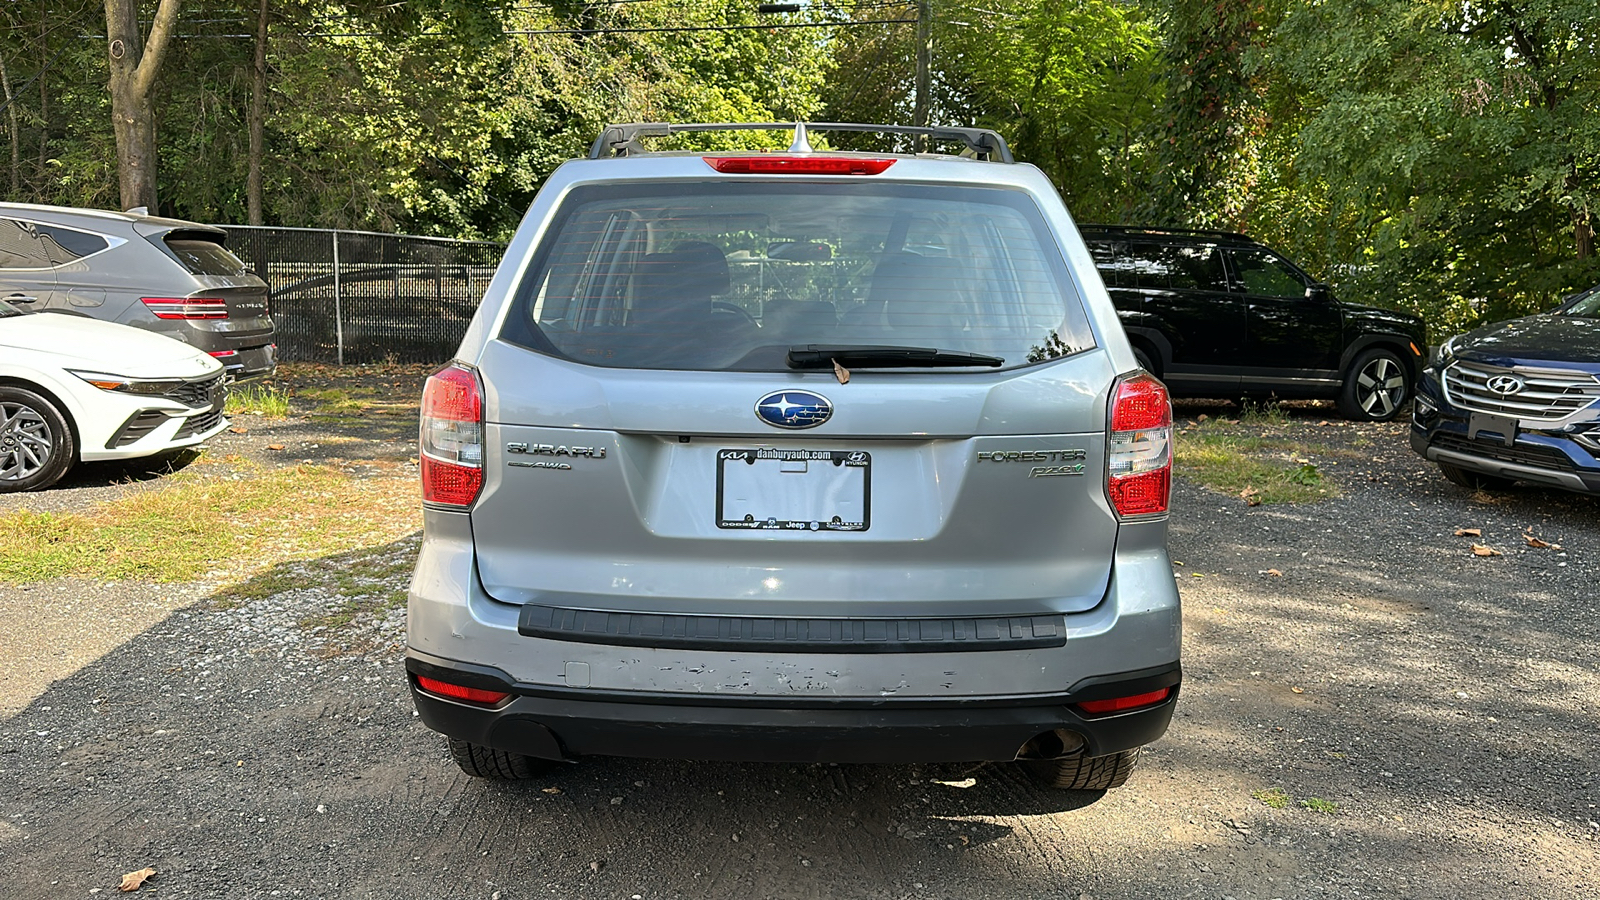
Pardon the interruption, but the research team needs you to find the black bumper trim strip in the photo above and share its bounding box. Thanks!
[515,603,1068,653]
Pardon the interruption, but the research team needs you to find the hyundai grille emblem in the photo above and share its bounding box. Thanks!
[1484,374,1526,397]
[755,390,833,429]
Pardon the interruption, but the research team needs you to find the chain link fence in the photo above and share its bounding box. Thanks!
[219,226,505,364]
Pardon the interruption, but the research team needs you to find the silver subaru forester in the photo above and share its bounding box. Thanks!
[407,123,1181,790]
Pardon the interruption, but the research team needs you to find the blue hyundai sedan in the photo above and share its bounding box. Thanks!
[1411,285,1600,495]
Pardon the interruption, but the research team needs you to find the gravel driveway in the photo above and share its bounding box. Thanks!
[1,394,1596,899]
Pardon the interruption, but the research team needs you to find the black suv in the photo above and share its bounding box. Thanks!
[1080,226,1427,421]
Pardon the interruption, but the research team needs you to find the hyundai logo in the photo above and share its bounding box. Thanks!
[1484,374,1526,397]
[755,390,833,429]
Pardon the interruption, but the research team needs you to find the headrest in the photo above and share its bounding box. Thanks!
[868,252,966,305]
[636,241,731,302]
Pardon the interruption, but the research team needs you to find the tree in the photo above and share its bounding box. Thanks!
[1268,0,1600,330]
[823,0,1164,222]
[104,0,182,211]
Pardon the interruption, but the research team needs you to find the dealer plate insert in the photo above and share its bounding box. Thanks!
[716,448,870,532]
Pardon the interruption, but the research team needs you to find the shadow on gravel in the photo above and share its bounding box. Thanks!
[53,447,205,490]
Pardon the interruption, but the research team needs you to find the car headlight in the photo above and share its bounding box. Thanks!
[1429,335,1460,370]
[68,370,188,395]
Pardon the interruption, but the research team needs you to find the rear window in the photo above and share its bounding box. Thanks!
[501,181,1096,371]
[1089,238,1227,292]
[163,234,252,277]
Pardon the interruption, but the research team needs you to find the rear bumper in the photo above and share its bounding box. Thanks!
[407,653,1179,763]
[405,507,1184,763]
[219,342,277,381]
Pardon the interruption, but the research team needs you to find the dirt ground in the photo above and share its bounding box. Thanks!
[0,372,1596,899]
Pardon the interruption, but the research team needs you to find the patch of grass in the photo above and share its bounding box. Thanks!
[1300,797,1339,815]
[1239,400,1290,427]
[226,384,291,418]
[1252,788,1291,809]
[0,461,419,585]
[298,387,371,415]
[1174,429,1340,503]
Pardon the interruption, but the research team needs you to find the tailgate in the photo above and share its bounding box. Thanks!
[468,340,1118,618]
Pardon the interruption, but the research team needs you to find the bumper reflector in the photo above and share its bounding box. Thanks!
[1075,687,1172,715]
[416,675,511,706]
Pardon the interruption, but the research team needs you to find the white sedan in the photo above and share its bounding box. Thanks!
[0,300,230,492]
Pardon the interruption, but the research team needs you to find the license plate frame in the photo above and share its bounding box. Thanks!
[715,448,871,532]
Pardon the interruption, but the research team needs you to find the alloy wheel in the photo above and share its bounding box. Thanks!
[1355,356,1406,417]
[0,401,53,482]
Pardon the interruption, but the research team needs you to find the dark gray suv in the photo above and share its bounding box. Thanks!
[406,123,1182,792]
[0,203,276,380]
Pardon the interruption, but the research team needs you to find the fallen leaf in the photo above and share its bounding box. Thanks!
[1523,533,1560,550]
[1291,687,1305,694]
[1197,414,1209,423]
[1191,572,1204,578]
[229,427,248,434]
[119,867,156,892]
[541,787,562,794]
[1265,569,1283,577]
[1240,486,1262,507]
[1317,420,1332,426]
[1454,528,1482,538]
[1471,544,1501,557]
[267,443,286,451]
[832,358,851,385]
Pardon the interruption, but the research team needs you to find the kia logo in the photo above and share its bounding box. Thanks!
[1484,374,1525,397]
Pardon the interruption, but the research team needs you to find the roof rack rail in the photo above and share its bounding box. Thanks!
[587,122,1014,163]
[1078,223,1254,242]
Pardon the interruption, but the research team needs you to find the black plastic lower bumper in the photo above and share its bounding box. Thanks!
[406,655,1180,764]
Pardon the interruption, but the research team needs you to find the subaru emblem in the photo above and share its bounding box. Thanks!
[1484,373,1525,397]
[755,390,833,429]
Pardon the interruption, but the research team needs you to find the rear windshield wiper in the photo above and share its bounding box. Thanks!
[788,344,1004,369]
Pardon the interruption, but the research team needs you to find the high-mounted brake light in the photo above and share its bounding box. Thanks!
[420,362,484,507]
[1076,687,1172,716]
[415,675,510,706]
[1107,372,1172,518]
[141,296,229,320]
[704,156,896,175]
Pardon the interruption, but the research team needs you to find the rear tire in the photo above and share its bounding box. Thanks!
[446,738,557,780]
[1024,748,1141,790]
[1438,462,1516,492]
[1337,348,1410,422]
[0,386,75,493]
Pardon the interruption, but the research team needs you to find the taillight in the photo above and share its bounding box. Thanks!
[141,297,229,320]
[420,362,484,507]
[1076,687,1172,716]
[703,156,896,175]
[1107,372,1171,518]
[208,350,238,359]
[415,675,510,706]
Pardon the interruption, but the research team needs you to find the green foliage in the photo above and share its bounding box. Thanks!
[1256,0,1600,332]
[1,0,832,239]
[1143,0,1281,226]
[5,0,1596,343]
[824,1,1164,221]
